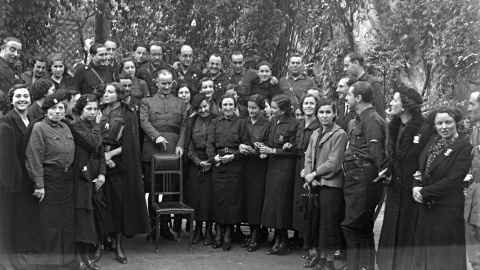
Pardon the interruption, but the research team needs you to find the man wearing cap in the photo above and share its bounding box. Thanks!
[279,53,315,109]
[140,69,187,240]
[0,37,24,94]
[466,91,480,270]
[74,43,114,95]
[173,45,203,97]
[343,52,386,119]
[137,43,176,96]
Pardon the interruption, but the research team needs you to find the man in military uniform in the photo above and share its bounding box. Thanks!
[336,75,359,131]
[132,43,149,68]
[227,51,258,105]
[466,91,480,270]
[140,69,186,240]
[205,53,231,101]
[344,52,386,119]
[137,43,176,96]
[173,45,203,96]
[0,37,24,94]
[74,43,114,95]
[341,81,387,270]
[20,54,47,86]
[278,53,315,109]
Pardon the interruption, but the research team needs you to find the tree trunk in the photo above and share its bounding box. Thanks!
[94,0,105,43]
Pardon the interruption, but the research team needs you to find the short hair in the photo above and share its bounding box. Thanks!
[395,85,422,116]
[104,39,117,46]
[289,52,304,62]
[231,51,243,60]
[248,94,266,110]
[93,83,107,101]
[149,42,163,52]
[272,94,292,115]
[175,83,191,98]
[341,75,358,87]
[208,53,223,64]
[117,73,133,81]
[0,90,7,111]
[306,87,322,99]
[176,44,193,55]
[345,52,364,66]
[225,84,237,92]
[89,43,106,55]
[32,54,47,66]
[0,37,21,50]
[47,53,69,77]
[75,94,98,115]
[7,84,29,109]
[133,43,149,53]
[62,88,79,102]
[118,58,137,73]
[350,81,373,103]
[427,105,463,127]
[198,76,214,92]
[300,93,320,116]
[257,61,272,70]
[219,93,237,108]
[29,79,53,101]
[107,82,126,101]
[156,69,172,79]
[317,98,338,122]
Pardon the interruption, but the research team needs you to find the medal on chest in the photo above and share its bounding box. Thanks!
[15,75,19,80]
[289,87,293,92]
[238,80,243,86]
[279,135,284,142]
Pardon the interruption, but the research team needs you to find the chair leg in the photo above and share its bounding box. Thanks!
[189,213,194,251]
[155,213,160,253]
[177,217,181,243]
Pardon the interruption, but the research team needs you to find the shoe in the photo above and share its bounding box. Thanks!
[266,246,288,255]
[192,233,204,244]
[204,234,214,245]
[240,238,251,248]
[115,254,127,264]
[247,242,258,252]
[160,223,176,241]
[85,260,101,270]
[212,240,222,249]
[222,241,232,251]
[91,247,102,263]
[103,240,116,252]
[303,252,315,260]
[69,261,88,270]
[303,254,321,268]
[318,261,335,270]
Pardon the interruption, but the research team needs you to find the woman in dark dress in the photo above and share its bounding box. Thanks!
[238,94,271,252]
[199,77,221,118]
[260,94,299,255]
[70,94,105,270]
[207,93,249,251]
[177,83,193,116]
[412,106,472,270]
[250,61,282,101]
[303,98,348,270]
[377,86,429,270]
[186,93,215,245]
[119,58,149,100]
[25,92,76,268]
[47,53,78,91]
[291,94,320,250]
[101,82,150,264]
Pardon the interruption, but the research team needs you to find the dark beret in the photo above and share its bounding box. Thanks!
[190,93,207,112]
[397,86,423,105]
[41,90,66,110]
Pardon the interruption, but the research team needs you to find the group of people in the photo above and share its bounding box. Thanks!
[0,35,479,270]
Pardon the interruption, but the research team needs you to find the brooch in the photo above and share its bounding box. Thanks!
[413,135,421,143]
[279,135,284,142]
[444,149,453,156]
[53,98,58,104]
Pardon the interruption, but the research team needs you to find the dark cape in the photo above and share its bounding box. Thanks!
[377,115,432,270]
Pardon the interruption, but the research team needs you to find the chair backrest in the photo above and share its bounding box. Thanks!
[151,154,183,202]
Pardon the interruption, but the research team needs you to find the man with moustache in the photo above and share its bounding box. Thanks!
[343,52,386,119]
[341,81,387,270]
[137,43,176,96]
[20,54,47,86]
[205,53,231,101]
[104,39,120,77]
[466,91,480,270]
[279,53,315,109]
[74,43,114,95]
[0,37,24,94]
[336,75,358,131]
[173,45,203,96]
[140,69,187,240]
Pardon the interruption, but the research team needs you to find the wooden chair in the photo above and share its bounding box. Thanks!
[151,154,194,252]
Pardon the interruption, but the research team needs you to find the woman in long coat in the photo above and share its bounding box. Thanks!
[101,82,150,264]
[377,86,431,270]
[412,106,472,270]
[186,93,215,245]
[207,93,249,251]
[291,94,320,249]
[239,94,271,252]
[260,94,299,255]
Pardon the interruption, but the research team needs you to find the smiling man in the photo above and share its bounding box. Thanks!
[206,53,231,101]
[74,43,114,95]
[278,53,315,109]
[0,37,24,94]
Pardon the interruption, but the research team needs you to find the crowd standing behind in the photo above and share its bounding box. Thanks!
[0,35,479,270]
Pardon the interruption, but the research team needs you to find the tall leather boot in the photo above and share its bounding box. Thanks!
[345,242,362,270]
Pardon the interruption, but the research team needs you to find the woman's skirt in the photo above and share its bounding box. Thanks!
[187,150,213,221]
[243,155,269,224]
[318,186,344,250]
[212,158,244,224]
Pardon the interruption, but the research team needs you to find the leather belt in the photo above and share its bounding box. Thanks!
[218,147,237,156]
[44,164,71,173]
[156,125,180,134]
[342,160,374,172]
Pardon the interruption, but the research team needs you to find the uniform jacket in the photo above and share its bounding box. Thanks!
[140,93,187,161]
[415,134,472,207]
[45,74,78,91]
[137,61,176,96]
[207,71,231,101]
[336,98,356,131]
[279,74,315,109]
[250,77,282,102]
[0,57,23,94]
[266,114,299,155]
[173,65,203,96]
[74,62,114,95]
[358,72,386,119]
[304,123,348,188]
[465,126,480,226]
